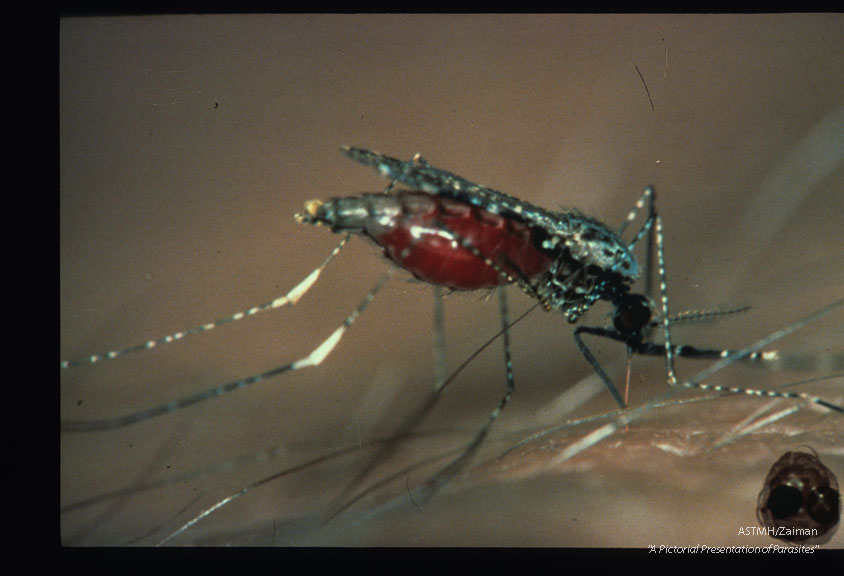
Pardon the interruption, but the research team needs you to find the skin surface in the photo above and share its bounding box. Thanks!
[61,14,843,547]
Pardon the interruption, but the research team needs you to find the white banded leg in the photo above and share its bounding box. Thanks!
[61,236,351,370]
[61,239,396,431]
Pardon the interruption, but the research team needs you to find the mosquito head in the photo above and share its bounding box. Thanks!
[612,292,653,345]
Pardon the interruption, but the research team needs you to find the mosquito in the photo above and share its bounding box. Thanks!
[61,147,843,544]
[293,147,844,509]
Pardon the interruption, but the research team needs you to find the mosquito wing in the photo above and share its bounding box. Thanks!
[341,146,561,226]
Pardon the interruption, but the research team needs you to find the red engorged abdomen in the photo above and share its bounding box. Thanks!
[372,194,552,290]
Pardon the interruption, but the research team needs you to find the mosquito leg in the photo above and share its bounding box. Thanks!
[336,280,828,528]
[321,202,535,519]
[618,186,654,245]
[506,300,844,468]
[325,300,544,522]
[670,298,844,414]
[568,186,657,409]
[323,283,454,520]
[413,286,516,501]
[432,285,448,392]
[61,235,351,369]
[654,214,678,387]
[61,265,395,431]
[666,306,751,324]
[573,325,627,408]
[328,210,534,500]
[574,186,677,408]
[620,187,676,392]
[642,188,656,302]
[328,287,518,520]
[571,319,843,412]
[630,304,844,412]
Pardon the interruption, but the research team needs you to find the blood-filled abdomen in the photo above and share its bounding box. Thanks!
[298,191,552,290]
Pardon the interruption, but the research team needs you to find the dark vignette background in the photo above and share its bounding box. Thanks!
[61,15,843,546]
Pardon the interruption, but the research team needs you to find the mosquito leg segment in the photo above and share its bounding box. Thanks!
[618,185,656,301]
[578,324,791,363]
[619,186,655,247]
[329,287,519,520]
[672,298,844,414]
[654,214,678,387]
[323,282,454,520]
[61,236,351,370]
[432,285,448,392]
[573,326,627,408]
[61,266,395,432]
[416,286,516,501]
[667,306,751,324]
[571,321,838,410]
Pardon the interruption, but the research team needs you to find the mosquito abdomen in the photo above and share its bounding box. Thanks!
[297,191,552,290]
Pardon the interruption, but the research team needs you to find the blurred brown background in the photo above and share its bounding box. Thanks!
[61,15,843,546]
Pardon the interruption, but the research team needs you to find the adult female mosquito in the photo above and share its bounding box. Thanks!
[61,147,843,545]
